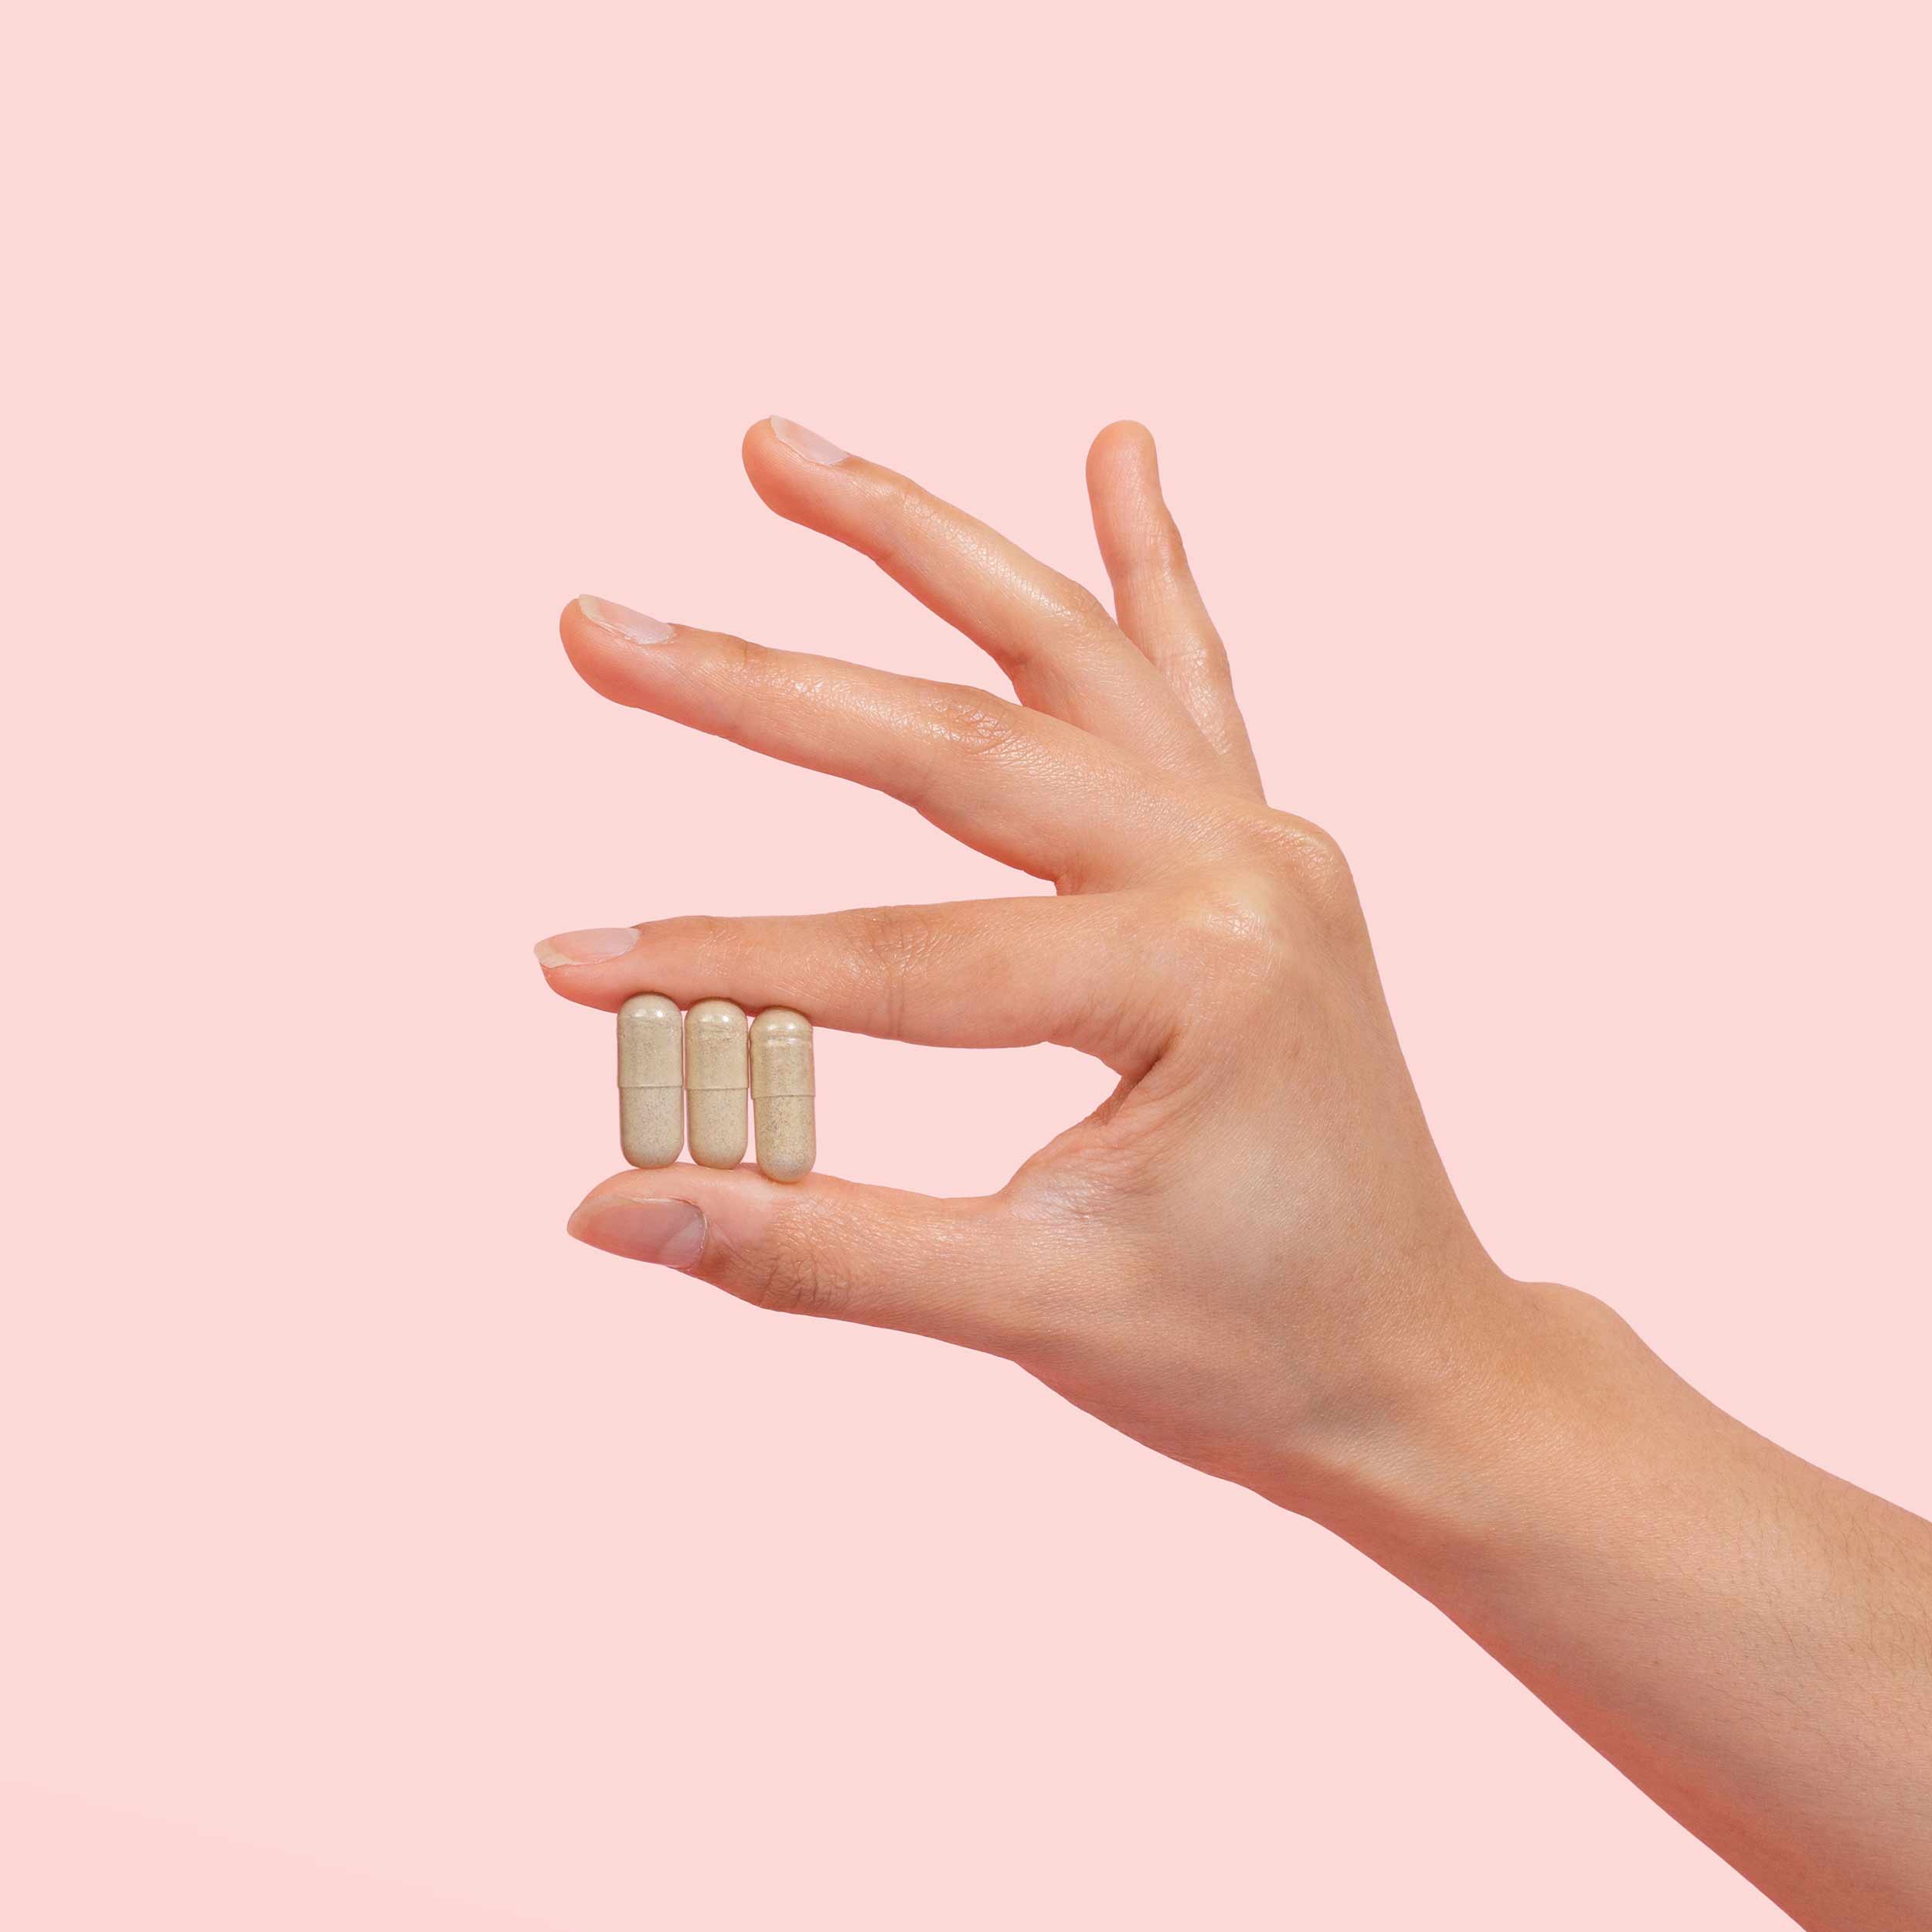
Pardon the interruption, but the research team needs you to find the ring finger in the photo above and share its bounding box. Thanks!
[562,598,1192,891]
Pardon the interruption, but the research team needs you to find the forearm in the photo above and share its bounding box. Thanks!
[1301,1281,1932,1931]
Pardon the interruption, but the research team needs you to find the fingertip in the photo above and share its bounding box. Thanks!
[558,592,603,679]
[743,417,874,536]
[534,927,634,971]
[567,1185,710,1270]
[556,595,687,713]
[533,927,641,1008]
[1087,423,1174,572]
[1087,419,1160,482]
[1085,425,1168,547]
[746,414,852,482]
[570,1162,798,1274]
[742,415,801,515]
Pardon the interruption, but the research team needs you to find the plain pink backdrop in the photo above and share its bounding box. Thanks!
[4,3,1927,1926]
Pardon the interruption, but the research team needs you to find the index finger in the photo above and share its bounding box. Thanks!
[536,894,1166,1075]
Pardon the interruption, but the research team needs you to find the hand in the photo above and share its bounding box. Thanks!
[539,420,1932,1927]
[537,416,1522,1515]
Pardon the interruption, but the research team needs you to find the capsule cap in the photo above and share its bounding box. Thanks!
[617,993,683,1090]
[685,998,748,1092]
[750,1007,815,1098]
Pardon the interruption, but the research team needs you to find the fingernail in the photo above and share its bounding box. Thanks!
[578,596,675,645]
[568,1195,708,1269]
[535,926,638,968]
[768,417,849,467]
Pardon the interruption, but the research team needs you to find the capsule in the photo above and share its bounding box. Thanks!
[685,998,748,1168]
[617,993,684,1168]
[750,1008,816,1182]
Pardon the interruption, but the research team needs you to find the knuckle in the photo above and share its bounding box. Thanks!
[726,631,812,706]
[713,632,774,744]
[866,478,957,583]
[845,903,946,1036]
[1046,575,1115,636]
[850,901,939,970]
[927,684,1028,767]
[1162,873,1296,981]
[1120,519,1189,587]
[1155,635,1223,687]
[747,1216,849,1319]
[658,912,740,981]
[1148,519,1190,576]
[1270,817,1358,910]
[1230,810,1357,910]
[902,685,1030,816]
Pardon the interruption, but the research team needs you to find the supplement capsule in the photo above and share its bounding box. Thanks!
[617,993,684,1168]
[750,1008,815,1182]
[685,998,748,1168]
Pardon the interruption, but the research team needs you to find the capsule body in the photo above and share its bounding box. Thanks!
[750,1007,815,1182]
[617,993,684,1168]
[685,998,748,1168]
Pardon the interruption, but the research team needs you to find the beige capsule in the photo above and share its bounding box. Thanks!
[750,1008,815,1182]
[617,993,684,1168]
[685,998,748,1168]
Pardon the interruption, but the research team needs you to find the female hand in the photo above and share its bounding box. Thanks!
[539,420,1932,1929]
[538,416,1525,1520]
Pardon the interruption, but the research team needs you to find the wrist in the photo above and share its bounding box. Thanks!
[1265,1275,1706,1580]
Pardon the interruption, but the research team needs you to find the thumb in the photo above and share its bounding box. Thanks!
[566,1167,1043,1356]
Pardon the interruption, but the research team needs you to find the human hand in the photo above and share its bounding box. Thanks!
[539,421,1932,1927]
[539,417,1527,1515]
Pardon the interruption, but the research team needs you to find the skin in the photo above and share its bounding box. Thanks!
[539,417,1932,1930]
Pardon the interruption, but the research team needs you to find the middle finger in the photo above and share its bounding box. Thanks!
[744,417,1216,774]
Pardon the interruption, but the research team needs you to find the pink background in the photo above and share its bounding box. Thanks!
[5,4,1927,1926]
